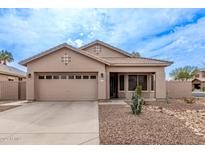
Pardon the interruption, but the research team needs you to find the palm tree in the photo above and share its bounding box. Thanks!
[0,50,14,65]
[170,66,198,81]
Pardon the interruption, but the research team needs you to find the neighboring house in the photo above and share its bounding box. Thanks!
[19,40,173,101]
[192,69,205,90]
[0,64,26,81]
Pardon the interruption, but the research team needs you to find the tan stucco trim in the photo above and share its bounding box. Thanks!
[19,43,111,66]
[109,63,172,67]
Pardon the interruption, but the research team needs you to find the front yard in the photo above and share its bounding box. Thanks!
[99,99,205,144]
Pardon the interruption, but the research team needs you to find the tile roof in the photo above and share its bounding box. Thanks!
[19,43,110,66]
[79,40,131,57]
[199,68,205,71]
[0,64,26,77]
[193,78,205,82]
[103,57,173,66]
[19,41,173,67]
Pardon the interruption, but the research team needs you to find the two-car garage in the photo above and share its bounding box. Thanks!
[35,73,98,101]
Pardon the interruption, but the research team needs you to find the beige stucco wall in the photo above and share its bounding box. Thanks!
[196,71,205,78]
[166,81,192,98]
[19,81,26,100]
[26,47,107,101]
[25,46,167,101]
[0,74,19,81]
[0,81,19,100]
[106,66,166,100]
[0,81,26,100]
[83,44,128,58]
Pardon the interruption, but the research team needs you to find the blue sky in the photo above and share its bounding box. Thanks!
[0,8,205,78]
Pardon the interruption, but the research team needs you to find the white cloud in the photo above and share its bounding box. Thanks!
[0,8,205,76]
[67,38,83,47]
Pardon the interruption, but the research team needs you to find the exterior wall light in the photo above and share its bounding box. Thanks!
[27,73,31,78]
[101,73,104,78]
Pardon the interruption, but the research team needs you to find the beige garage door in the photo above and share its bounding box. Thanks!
[36,73,98,101]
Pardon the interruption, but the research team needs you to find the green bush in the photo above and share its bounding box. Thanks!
[131,95,142,115]
[201,87,205,92]
[135,85,142,98]
[131,85,143,115]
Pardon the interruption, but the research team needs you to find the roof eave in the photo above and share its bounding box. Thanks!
[0,71,26,78]
[19,43,111,66]
[110,63,172,67]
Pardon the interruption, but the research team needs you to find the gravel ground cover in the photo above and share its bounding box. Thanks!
[99,104,205,145]
[145,99,205,111]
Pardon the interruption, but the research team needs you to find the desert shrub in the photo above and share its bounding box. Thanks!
[201,87,205,92]
[184,98,196,104]
[131,95,142,115]
[131,85,143,115]
[135,85,142,97]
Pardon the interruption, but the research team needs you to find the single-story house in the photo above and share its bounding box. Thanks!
[0,64,26,81]
[192,69,205,90]
[19,40,173,101]
[192,78,205,90]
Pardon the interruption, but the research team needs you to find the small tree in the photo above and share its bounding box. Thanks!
[169,66,198,81]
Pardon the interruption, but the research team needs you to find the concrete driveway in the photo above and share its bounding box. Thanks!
[0,101,99,145]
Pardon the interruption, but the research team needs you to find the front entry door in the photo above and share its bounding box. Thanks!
[110,73,118,98]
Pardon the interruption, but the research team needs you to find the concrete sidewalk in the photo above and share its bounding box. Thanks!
[0,101,99,145]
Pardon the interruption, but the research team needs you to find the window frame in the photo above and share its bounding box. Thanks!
[128,74,148,91]
[60,75,67,79]
[119,75,125,91]
[68,75,74,79]
[53,75,60,80]
[45,75,52,80]
[83,75,89,79]
[38,76,45,80]
[90,75,97,79]
[151,74,155,91]
[75,75,82,79]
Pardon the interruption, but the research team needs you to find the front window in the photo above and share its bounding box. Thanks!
[138,75,147,90]
[151,75,154,91]
[128,75,138,91]
[128,75,148,91]
[119,75,124,91]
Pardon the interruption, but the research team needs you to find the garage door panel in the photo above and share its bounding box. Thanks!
[36,73,98,101]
